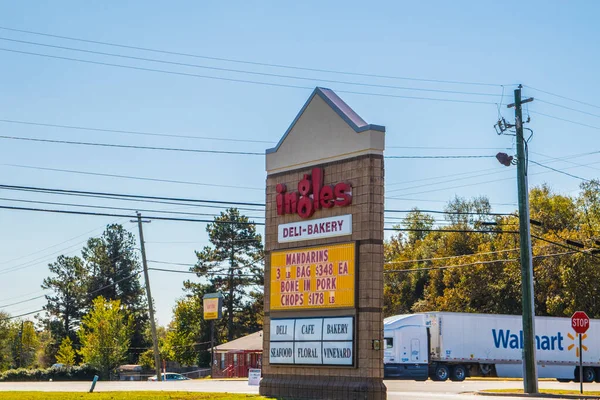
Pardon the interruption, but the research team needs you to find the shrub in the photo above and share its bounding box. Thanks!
[0,365,99,382]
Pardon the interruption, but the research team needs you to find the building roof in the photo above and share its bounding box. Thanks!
[215,330,263,352]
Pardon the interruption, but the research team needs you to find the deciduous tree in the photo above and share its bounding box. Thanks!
[78,297,133,379]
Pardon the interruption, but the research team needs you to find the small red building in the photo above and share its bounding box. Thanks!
[213,330,263,378]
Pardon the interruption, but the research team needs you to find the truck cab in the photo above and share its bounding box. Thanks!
[383,314,429,380]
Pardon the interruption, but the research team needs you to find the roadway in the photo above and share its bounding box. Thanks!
[1,378,599,399]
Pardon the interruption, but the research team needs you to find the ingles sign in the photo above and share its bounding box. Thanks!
[270,242,355,310]
[276,167,352,219]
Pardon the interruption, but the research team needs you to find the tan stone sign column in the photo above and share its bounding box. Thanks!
[260,87,386,400]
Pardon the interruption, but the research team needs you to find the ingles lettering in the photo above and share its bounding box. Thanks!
[276,168,352,219]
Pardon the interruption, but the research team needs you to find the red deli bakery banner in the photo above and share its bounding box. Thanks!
[270,242,355,310]
[276,167,352,219]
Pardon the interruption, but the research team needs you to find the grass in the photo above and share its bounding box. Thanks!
[0,393,266,400]
[485,388,600,396]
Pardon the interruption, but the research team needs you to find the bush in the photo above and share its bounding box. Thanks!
[0,365,99,382]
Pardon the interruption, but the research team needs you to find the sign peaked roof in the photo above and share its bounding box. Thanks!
[266,87,385,173]
[267,87,384,155]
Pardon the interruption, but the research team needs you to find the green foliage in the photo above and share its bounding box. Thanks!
[0,364,98,382]
[78,297,133,379]
[55,337,75,367]
[82,224,149,363]
[41,255,88,343]
[137,349,155,370]
[0,314,18,371]
[13,322,40,369]
[163,295,207,367]
[384,181,600,319]
[137,325,168,370]
[187,208,263,341]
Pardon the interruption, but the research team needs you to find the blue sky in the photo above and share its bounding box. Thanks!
[0,1,599,325]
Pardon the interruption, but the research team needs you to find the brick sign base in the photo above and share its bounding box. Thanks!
[261,155,386,400]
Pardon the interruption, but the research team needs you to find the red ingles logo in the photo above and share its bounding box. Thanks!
[276,168,352,219]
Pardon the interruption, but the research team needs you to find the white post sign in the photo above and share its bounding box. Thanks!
[248,368,261,386]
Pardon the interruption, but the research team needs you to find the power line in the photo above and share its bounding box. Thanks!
[0,197,265,219]
[385,155,495,159]
[384,227,519,234]
[0,182,521,216]
[536,99,600,119]
[387,145,513,150]
[529,110,600,131]
[524,85,600,110]
[148,267,256,278]
[384,208,513,216]
[0,36,504,98]
[529,160,590,182]
[0,204,266,225]
[0,237,99,275]
[385,247,522,265]
[0,183,266,207]
[387,170,509,195]
[0,295,46,309]
[0,26,507,87]
[2,264,143,317]
[0,118,273,144]
[531,151,600,173]
[531,235,600,261]
[0,182,519,217]
[387,148,600,190]
[0,135,264,156]
[4,309,44,320]
[2,164,263,191]
[1,186,264,212]
[0,228,138,276]
[0,289,48,303]
[387,156,600,198]
[0,220,114,266]
[384,251,578,273]
[0,48,499,106]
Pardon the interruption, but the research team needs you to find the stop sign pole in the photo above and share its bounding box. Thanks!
[571,311,590,394]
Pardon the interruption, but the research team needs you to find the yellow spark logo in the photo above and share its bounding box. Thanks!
[568,333,588,357]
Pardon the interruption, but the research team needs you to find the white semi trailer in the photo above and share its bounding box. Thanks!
[383,312,598,382]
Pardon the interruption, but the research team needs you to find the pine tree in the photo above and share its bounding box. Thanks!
[41,255,88,343]
[186,208,263,341]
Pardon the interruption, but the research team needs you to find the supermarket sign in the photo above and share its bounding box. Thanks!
[270,242,355,310]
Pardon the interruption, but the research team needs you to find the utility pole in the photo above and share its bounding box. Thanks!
[18,321,24,368]
[509,85,537,394]
[133,212,162,382]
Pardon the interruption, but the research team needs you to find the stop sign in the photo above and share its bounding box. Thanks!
[571,311,590,334]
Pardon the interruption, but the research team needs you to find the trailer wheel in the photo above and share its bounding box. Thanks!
[584,367,596,382]
[433,364,450,381]
[450,365,466,382]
